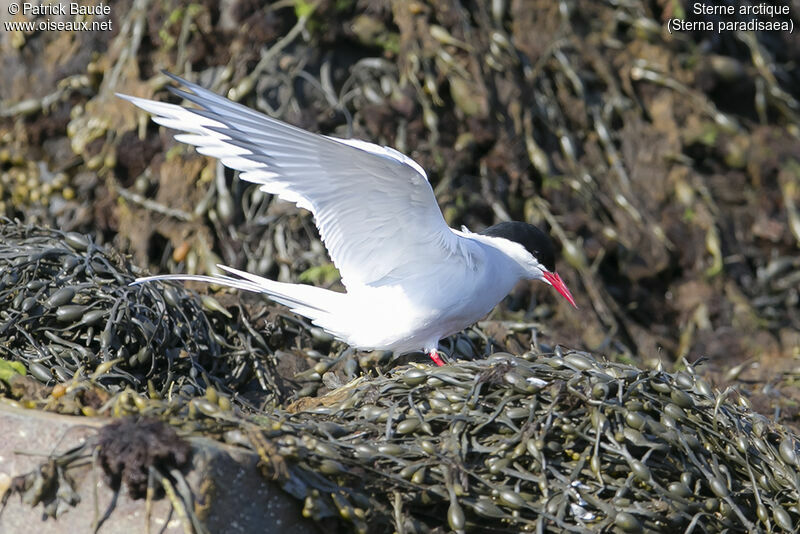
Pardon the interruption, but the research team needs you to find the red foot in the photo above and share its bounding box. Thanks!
[428,350,445,367]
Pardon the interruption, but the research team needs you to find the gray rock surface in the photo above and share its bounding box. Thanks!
[0,402,318,534]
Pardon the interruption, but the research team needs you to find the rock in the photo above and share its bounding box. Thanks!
[0,403,317,534]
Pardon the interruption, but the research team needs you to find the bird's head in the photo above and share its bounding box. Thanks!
[479,221,577,308]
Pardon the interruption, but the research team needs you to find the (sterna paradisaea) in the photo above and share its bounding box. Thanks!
[120,72,577,366]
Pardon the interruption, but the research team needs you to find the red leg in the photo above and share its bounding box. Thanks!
[428,349,445,367]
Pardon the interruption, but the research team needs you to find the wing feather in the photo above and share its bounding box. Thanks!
[118,73,468,288]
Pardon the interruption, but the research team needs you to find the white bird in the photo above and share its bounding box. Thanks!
[120,72,576,366]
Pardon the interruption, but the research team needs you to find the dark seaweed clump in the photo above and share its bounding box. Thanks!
[0,219,285,404]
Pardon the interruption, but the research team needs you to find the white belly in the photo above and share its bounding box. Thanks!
[331,264,518,354]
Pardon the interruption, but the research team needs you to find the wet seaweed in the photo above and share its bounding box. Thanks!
[2,0,800,531]
[6,342,800,532]
[0,219,287,405]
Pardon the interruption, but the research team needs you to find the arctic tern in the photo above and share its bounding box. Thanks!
[121,73,576,366]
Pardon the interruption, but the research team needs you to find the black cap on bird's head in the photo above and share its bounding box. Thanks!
[480,221,576,307]
[479,221,556,271]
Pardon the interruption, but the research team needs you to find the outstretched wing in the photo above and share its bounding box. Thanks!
[119,73,467,288]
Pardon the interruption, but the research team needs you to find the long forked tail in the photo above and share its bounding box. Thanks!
[133,265,344,321]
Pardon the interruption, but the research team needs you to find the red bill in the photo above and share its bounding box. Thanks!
[542,271,577,308]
